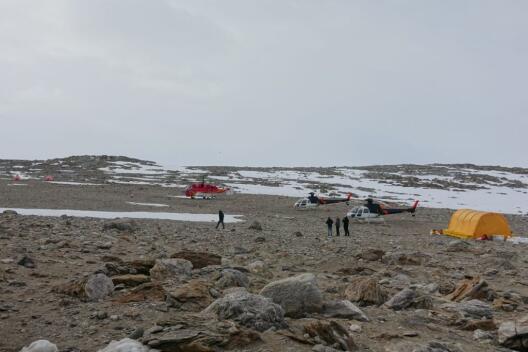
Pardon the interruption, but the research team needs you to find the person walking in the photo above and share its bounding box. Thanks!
[326,217,333,237]
[343,216,350,236]
[216,210,225,229]
[335,217,341,236]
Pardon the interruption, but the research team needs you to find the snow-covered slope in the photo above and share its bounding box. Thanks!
[1,156,526,214]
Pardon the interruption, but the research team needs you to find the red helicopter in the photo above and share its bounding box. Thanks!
[184,176,230,199]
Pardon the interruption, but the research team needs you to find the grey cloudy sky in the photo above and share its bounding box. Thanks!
[0,1,527,166]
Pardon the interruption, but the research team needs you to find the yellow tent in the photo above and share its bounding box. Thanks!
[442,209,512,240]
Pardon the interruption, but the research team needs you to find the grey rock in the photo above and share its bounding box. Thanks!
[103,219,138,232]
[446,240,471,252]
[473,329,493,341]
[498,315,528,350]
[203,290,286,332]
[20,340,58,352]
[97,338,150,352]
[356,248,385,261]
[414,341,464,352]
[18,255,35,268]
[215,269,249,289]
[384,288,417,310]
[312,345,341,352]
[382,252,430,266]
[323,300,369,321]
[149,258,192,284]
[248,221,263,231]
[260,273,323,317]
[386,341,463,352]
[254,236,266,243]
[85,273,114,301]
[128,327,145,340]
[441,299,493,319]
[389,274,412,289]
[384,288,433,311]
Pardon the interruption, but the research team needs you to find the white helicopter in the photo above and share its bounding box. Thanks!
[294,192,353,210]
[347,198,419,222]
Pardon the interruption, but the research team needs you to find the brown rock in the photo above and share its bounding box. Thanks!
[53,273,114,302]
[303,319,356,351]
[167,279,212,309]
[171,251,221,269]
[381,252,428,266]
[356,248,385,262]
[111,274,150,287]
[114,283,165,303]
[344,277,387,306]
[493,297,518,312]
[446,277,495,302]
[460,319,497,331]
[126,259,156,275]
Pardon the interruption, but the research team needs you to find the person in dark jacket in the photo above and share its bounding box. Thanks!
[335,217,341,236]
[216,210,225,229]
[326,217,333,237]
[343,216,350,236]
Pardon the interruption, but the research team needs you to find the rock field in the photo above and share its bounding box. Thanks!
[1,156,528,351]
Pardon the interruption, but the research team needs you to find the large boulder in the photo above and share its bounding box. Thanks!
[260,273,323,318]
[203,289,286,332]
[215,269,249,289]
[149,259,192,284]
[344,277,387,306]
[498,315,528,350]
[170,251,221,269]
[322,300,369,321]
[20,340,58,352]
[98,338,150,352]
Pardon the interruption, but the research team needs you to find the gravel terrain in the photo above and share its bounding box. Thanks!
[1,157,528,352]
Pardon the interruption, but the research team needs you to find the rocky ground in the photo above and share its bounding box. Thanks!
[1,174,528,352]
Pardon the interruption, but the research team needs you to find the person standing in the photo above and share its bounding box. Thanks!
[326,217,333,237]
[335,217,341,236]
[216,210,225,229]
[343,216,350,236]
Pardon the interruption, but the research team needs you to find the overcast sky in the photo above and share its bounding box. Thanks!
[0,1,526,167]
